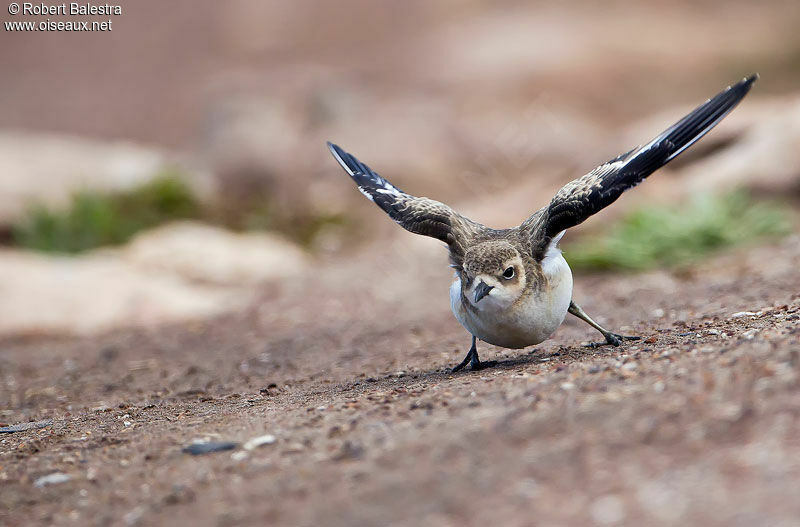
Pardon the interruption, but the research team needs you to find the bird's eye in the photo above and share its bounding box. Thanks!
[502,266,515,279]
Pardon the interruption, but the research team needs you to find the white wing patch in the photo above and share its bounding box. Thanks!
[375,179,402,196]
[357,186,375,202]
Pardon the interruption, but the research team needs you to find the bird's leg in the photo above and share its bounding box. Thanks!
[451,335,497,372]
[568,301,640,348]
[451,335,477,372]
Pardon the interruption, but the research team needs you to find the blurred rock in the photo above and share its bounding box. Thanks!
[124,221,309,287]
[678,97,800,195]
[0,130,214,224]
[243,434,277,450]
[0,419,53,433]
[0,248,245,336]
[182,441,238,456]
[0,220,311,336]
[33,473,71,487]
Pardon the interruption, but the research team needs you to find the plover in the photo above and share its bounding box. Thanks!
[328,75,757,372]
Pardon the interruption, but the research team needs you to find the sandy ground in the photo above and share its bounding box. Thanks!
[1,232,799,526]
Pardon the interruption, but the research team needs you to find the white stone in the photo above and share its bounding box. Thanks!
[230,451,249,461]
[243,434,277,451]
[34,472,72,487]
[731,311,760,318]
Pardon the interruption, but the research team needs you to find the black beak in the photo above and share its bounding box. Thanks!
[474,281,494,303]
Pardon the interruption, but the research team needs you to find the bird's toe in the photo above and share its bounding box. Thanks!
[471,360,497,371]
[583,332,639,348]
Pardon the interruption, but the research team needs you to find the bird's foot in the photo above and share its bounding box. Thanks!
[451,359,497,373]
[470,359,498,371]
[451,356,472,373]
[451,343,498,373]
[583,332,641,348]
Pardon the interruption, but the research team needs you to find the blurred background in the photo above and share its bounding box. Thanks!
[0,0,798,336]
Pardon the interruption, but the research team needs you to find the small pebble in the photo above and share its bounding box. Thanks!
[230,451,249,462]
[34,472,72,487]
[182,442,238,456]
[731,311,760,318]
[243,434,276,451]
[560,382,575,390]
[0,419,53,433]
[741,329,758,340]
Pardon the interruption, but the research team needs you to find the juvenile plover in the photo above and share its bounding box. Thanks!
[328,75,757,372]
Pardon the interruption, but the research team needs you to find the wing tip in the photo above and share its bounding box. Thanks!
[326,141,357,176]
[731,73,758,94]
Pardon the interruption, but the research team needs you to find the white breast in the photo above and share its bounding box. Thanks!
[450,250,573,349]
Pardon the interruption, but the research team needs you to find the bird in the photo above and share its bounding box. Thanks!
[327,74,758,372]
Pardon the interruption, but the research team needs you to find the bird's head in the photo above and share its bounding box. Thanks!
[461,241,526,309]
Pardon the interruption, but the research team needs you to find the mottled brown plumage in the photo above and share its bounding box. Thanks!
[327,74,757,371]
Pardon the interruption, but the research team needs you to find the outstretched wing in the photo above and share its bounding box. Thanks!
[538,74,758,242]
[327,142,483,264]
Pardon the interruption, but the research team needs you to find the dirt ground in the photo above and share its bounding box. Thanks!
[1,233,799,526]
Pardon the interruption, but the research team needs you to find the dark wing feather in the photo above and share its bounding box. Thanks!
[327,142,483,265]
[538,74,758,242]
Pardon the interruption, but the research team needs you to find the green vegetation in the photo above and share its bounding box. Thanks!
[12,173,201,253]
[564,190,792,272]
[10,172,350,254]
